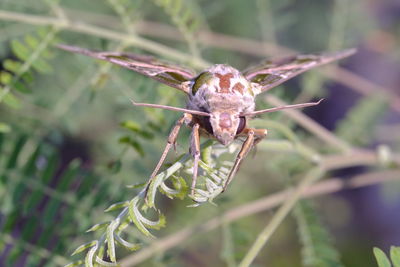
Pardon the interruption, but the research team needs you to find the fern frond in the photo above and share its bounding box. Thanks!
[294,199,344,267]
[107,0,144,33]
[0,27,58,108]
[151,0,204,57]
[0,133,114,266]
[335,94,388,146]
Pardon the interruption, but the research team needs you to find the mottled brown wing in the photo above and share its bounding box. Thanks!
[243,49,356,94]
[57,44,196,94]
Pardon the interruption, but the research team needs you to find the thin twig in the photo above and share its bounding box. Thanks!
[119,169,400,266]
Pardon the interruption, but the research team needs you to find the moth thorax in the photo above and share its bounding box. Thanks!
[191,64,248,95]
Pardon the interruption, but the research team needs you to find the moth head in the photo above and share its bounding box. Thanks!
[203,112,246,146]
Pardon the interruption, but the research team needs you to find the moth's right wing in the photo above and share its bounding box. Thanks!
[57,44,196,94]
[243,49,356,94]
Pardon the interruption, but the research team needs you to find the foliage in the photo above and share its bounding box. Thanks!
[335,94,388,146]
[0,0,399,266]
[373,247,400,267]
[294,200,343,267]
[0,133,116,266]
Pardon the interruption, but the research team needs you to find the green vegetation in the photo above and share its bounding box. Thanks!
[1,0,399,266]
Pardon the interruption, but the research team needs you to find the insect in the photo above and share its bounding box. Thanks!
[58,44,355,195]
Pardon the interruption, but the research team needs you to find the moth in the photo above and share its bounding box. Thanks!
[58,44,355,195]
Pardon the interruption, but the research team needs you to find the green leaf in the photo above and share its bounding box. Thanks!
[11,40,30,61]
[3,59,22,73]
[114,234,141,251]
[2,92,22,109]
[21,71,34,83]
[107,159,122,174]
[294,200,343,267]
[336,94,387,146]
[64,260,84,267]
[391,247,400,267]
[95,256,120,266]
[0,71,12,84]
[86,222,109,233]
[31,58,53,73]
[128,197,155,238]
[71,241,97,256]
[104,201,129,212]
[126,182,146,189]
[118,136,145,156]
[41,154,58,183]
[6,135,27,169]
[0,122,11,133]
[56,159,81,192]
[13,80,31,94]
[106,220,119,262]
[374,247,391,267]
[85,242,98,267]
[25,34,39,49]
[120,120,154,139]
[160,175,188,199]
[120,120,141,132]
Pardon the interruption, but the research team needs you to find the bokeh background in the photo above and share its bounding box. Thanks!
[0,0,400,266]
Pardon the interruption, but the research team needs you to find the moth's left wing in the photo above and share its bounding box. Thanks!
[57,44,196,94]
[243,49,356,94]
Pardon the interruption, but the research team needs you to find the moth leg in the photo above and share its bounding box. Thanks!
[223,128,267,192]
[189,123,201,196]
[145,114,190,196]
[249,128,268,146]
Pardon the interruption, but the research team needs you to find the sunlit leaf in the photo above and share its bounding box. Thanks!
[374,247,391,267]
[71,241,97,256]
[104,201,129,212]
[128,197,155,238]
[96,256,120,266]
[11,40,30,60]
[118,136,145,156]
[126,182,146,189]
[86,222,109,233]
[2,92,22,109]
[3,60,22,73]
[391,246,400,267]
[0,71,12,84]
[106,220,119,262]
[85,243,98,267]
[0,122,11,133]
[114,234,141,251]
[64,260,84,267]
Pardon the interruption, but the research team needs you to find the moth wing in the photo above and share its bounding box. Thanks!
[243,49,356,94]
[57,44,196,94]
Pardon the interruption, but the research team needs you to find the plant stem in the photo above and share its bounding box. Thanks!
[238,167,324,267]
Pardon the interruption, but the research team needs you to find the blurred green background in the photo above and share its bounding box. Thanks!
[1,0,400,266]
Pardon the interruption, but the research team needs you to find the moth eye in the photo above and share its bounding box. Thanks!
[236,117,246,134]
[192,71,213,95]
[202,117,214,135]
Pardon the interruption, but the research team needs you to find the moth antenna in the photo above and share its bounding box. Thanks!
[244,99,323,116]
[130,99,210,116]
